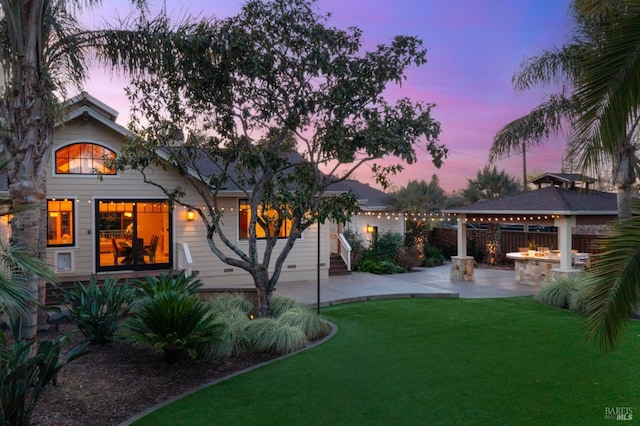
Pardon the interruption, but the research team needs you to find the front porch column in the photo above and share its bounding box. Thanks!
[553,215,580,274]
[451,214,474,281]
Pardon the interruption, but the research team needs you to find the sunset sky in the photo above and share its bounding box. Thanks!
[82,0,574,193]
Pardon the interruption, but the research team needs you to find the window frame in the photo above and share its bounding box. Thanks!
[54,142,117,176]
[238,199,298,241]
[47,198,76,247]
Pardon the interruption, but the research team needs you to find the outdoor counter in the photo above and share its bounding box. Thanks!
[506,252,560,286]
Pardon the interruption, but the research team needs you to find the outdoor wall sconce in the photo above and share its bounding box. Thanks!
[366,224,374,233]
[186,209,195,221]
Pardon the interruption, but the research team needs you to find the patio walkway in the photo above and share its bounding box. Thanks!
[276,262,536,308]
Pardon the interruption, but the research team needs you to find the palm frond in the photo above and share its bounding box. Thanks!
[583,201,640,350]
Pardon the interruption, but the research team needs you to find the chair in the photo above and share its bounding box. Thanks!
[143,235,160,263]
[111,238,128,265]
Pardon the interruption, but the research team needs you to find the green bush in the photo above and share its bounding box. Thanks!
[245,317,308,354]
[277,307,331,340]
[207,309,252,359]
[122,273,219,363]
[342,229,367,269]
[271,295,303,318]
[208,293,256,316]
[423,244,445,267]
[374,231,404,261]
[0,330,88,425]
[535,275,580,309]
[134,269,203,298]
[568,284,590,314]
[63,276,133,344]
[357,258,405,274]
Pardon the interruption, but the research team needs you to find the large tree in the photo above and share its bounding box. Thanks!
[386,175,447,245]
[0,0,148,338]
[114,0,446,316]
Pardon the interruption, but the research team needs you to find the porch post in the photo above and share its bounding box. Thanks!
[457,215,467,257]
[451,214,474,281]
[554,215,577,272]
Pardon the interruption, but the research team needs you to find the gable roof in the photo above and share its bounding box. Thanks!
[58,92,131,137]
[326,179,390,212]
[443,186,617,216]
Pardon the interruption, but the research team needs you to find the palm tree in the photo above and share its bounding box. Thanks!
[460,165,521,204]
[386,176,446,241]
[0,0,150,338]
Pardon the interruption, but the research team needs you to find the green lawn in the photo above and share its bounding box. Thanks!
[134,297,640,425]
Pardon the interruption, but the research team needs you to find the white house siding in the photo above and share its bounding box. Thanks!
[175,192,329,288]
[48,114,330,286]
[346,212,405,246]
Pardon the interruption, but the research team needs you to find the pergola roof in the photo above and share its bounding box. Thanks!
[443,187,618,224]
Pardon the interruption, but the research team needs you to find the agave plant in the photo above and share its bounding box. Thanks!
[63,276,133,344]
[0,331,88,426]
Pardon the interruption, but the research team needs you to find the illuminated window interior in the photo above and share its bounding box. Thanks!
[239,200,293,240]
[97,200,170,269]
[47,199,74,246]
[55,143,116,175]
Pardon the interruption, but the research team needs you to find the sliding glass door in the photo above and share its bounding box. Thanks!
[96,199,171,271]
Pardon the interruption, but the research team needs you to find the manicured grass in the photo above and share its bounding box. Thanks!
[134,297,640,425]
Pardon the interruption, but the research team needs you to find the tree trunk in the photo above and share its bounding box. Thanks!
[254,269,273,317]
[2,0,52,339]
[614,142,637,219]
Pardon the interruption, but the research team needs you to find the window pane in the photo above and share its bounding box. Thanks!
[55,143,116,175]
[239,200,291,240]
[47,199,74,246]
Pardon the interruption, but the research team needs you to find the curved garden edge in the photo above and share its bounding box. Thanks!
[119,321,339,426]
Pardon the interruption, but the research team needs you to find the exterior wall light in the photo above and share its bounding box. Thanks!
[186,209,195,221]
[366,224,374,233]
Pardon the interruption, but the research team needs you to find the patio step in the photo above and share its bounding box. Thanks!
[329,254,351,276]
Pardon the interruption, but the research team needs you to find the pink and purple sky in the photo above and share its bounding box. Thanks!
[82,0,573,193]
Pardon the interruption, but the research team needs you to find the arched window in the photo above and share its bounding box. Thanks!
[55,143,116,175]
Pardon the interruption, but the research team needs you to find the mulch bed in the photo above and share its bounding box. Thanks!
[30,323,278,426]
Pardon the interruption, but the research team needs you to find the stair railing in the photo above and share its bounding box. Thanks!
[337,233,352,271]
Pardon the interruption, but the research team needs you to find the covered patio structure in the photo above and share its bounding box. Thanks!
[443,181,617,284]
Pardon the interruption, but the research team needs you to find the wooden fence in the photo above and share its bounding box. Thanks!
[428,227,602,262]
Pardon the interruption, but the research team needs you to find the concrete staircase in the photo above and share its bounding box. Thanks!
[329,253,351,276]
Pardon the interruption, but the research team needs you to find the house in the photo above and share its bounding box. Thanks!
[44,92,403,291]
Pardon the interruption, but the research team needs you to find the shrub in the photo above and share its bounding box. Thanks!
[207,309,252,359]
[208,293,256,316]
[134,269,202,298]
[395,246,422,271]
[568,284,590,314]
[122,274,219,363]
[357,258,405,274]
[534,275,580,309]
[0,330,88,425]
[63,276,132,344]
[271,295,303,318]
[245,318,308,354]
[423,245,445,267]
[374,231,404,261]
[277,307,331,340]
[342,229,366,269]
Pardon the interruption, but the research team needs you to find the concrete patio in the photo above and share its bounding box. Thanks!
[276,262,536,308]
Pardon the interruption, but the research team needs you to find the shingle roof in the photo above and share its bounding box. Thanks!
[443,187,617,216]
[325,179,390,211]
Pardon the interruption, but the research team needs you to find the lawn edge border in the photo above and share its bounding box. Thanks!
[119,320,339,426]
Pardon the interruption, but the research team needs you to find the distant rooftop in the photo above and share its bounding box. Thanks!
[529,173,596,190]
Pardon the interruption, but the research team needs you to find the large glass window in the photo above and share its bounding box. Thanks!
[96,200,171,271]
[239,200,294,240]
[55,143,116,175]
[47,199,74,246]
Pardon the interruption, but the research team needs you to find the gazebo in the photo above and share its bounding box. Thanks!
[442,174,617,283]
